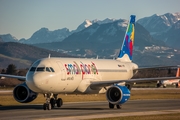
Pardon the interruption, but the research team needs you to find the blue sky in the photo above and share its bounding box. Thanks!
[0,0,180,39]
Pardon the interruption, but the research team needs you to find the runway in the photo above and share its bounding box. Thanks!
[1,99,180,120]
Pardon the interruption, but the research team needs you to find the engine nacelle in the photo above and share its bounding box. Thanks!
[106,85,130,105]
[13,83,38,103]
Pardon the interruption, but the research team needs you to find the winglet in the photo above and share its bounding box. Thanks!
[117,15,136,62]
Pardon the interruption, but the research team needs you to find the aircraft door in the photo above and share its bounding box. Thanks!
[57,62,66,81]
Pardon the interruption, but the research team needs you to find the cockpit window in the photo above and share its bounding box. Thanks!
[50,67,55,72]
[30,67,36,72]
[37,67,45,71]
[29,66,55,72]
[46,67,51,72]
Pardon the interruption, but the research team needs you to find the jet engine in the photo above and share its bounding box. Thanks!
[106,85,130,105]
[13,83,38,103]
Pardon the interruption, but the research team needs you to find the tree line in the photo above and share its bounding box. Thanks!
[0,64,27,76]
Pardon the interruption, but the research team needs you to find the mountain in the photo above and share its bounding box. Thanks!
[137,13,180,34]
[161,20,180,48]
[0,18,120,44]
[0,34,18,42]
[32,18,180,66]
[0,42,71,68]
[33,19,174,66]
[19,28,72,44]
[75,18,117,32]
[1,13,179,46]
[137,13,180,48]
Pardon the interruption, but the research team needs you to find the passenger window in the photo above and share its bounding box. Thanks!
[46,67,51,72]
[37,67,45,71]
[30,67,36,71]
[50,67,55,72]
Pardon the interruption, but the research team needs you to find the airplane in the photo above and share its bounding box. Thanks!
[157,68,180,88]
[0,15,180,110]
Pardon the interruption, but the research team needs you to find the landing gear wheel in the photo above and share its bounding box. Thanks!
[43,93,52,110]
[47,103,51,110]
[43,103,47,110]
[157,83,161,88]
[43,93,63,110]
[109,102,114,109]
[57,98,63,107]
[116,105,121,109]
[43,103,51,110]
[50,98,55,108]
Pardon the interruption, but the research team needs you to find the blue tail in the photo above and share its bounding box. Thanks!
[117,15,136,62]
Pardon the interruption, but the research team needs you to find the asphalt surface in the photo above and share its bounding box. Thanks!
[0,99,180,120]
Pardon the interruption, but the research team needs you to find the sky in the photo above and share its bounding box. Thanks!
[0,0,180,39]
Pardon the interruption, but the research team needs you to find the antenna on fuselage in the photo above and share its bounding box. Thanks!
[48,54,51,58]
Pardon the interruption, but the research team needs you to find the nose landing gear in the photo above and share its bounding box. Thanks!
[43,93,63,110]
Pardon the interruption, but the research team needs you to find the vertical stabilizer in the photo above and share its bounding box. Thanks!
[117,15,136,62]
[176,68,180,88]
[176,68,180,77]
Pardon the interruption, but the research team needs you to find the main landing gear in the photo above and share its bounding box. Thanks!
[109,102,121,109]
[43,93,63,110]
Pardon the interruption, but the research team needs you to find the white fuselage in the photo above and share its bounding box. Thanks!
[26,57,138,94]
[161,79,180,86]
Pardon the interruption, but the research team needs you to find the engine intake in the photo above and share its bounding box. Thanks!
[13,83,38,103]
[106,85,130,105]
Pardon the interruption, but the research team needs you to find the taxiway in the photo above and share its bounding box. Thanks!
[0,99,180,120]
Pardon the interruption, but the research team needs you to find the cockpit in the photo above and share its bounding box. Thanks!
[28,59,56,73]
[30,67,55,72]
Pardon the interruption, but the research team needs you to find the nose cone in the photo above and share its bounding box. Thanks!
[26,72,42,92]
[26,71,56,93]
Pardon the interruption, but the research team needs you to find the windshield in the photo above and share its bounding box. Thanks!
[29,67,55,72]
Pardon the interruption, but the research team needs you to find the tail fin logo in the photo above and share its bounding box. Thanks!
[118,15,136,62]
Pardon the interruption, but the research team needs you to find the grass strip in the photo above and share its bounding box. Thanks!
[1,89,180,106]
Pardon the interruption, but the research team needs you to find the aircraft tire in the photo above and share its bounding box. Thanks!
[57,98,63,107]
[109,102,114,109]
[50,98,55,108]
[43,103,52,110]
[43,103,47,110]
[157,83,161,88]
[116,105,121,109]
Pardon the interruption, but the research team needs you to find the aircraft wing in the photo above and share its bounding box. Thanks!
[0,74,26,81]
[90,76,180,88]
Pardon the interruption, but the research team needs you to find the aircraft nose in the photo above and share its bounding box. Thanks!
[27,72,56,92]
[26,72,42,92]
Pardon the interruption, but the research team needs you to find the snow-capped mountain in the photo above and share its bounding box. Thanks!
[0,18,122,44]
[136,13,180,48]
[137,13,180,35]
[75,19,93,32]
[33,19,165,59]
[75,18,119,32]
